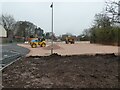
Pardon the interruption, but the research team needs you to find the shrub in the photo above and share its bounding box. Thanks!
[90,26,120,46]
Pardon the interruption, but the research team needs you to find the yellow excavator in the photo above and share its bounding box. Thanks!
[65,36,75,44]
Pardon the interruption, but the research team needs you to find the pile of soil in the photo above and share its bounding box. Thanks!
[2,54,119,88]
[43,44,62,50]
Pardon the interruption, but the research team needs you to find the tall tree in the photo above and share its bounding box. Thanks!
[105,0,120,23]
[14,21,37,39]
[94,13,111,28]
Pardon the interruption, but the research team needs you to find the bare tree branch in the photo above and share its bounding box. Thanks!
[105,0,120,23]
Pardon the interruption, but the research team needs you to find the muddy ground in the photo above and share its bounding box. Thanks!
[2,54,119,88]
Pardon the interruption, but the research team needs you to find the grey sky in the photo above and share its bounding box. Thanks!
[1,0,107,36]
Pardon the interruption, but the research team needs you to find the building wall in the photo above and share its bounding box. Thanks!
[0,25,7,38]
[0,25,8,43]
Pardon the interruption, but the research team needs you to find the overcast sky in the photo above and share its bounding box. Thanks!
[0,0,112,36]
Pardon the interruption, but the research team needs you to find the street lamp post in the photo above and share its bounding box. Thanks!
[118,1,120,22]
[51,2,54,54]
[118,1,120,15]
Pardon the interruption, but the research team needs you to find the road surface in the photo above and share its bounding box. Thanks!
[0,43,30,69]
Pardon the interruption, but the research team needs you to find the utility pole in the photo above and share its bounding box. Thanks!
[50,2,54,54]
[118,1,120,22]
[118,1,120,15]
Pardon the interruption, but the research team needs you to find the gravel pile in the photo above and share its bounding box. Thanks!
[43,44,62,50]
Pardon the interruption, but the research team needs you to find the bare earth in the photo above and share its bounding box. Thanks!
[2,41,119,88]
[2,54,119,88]
[17,41,119,56]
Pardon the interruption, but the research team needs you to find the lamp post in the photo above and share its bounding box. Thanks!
[118,1,120,15]
[118,1,120,22]
[50,2,54,54]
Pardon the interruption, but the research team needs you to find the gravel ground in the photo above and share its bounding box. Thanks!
[18,41,119,56]
[2,54,119,88]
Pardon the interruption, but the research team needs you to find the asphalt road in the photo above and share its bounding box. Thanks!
[0,43,30,69]
[2,43,30,56]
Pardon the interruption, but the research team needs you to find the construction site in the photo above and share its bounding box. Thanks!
[2,39,119,88]
[1,0,120,89]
